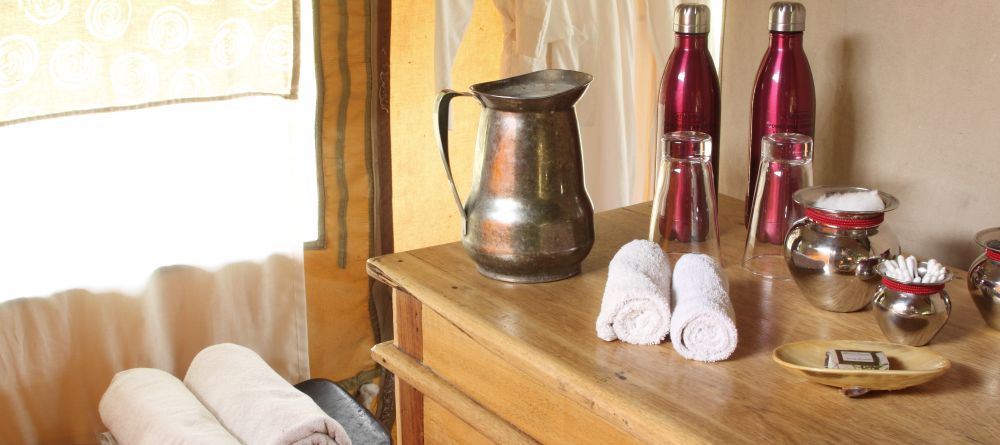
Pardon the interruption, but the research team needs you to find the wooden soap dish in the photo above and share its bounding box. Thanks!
[772,339,951,397]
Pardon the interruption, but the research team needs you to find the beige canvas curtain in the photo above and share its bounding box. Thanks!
[0,255,309,444]
[436,0,723,211]
[0,0,297,125]
[303,0,387,390]
[0,1,315,444]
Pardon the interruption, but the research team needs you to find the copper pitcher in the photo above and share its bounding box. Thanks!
[435,69,594,283]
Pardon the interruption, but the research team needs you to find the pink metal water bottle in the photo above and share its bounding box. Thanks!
[745,2,815,228]
[659,4,720,192]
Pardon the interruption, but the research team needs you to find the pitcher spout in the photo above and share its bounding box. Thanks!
[470,69,592,112]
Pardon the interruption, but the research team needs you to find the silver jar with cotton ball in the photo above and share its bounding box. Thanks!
[967,227,1000,330]
[873,256,953,346]
[783,186,901,312]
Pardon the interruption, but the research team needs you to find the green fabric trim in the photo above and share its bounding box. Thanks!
[334,0,351,268]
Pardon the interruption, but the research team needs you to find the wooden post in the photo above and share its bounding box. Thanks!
[393,289,423,445]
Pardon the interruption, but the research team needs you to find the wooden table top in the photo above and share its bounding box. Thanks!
[368,195,1000,443]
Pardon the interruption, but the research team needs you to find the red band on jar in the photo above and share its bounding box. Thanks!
[987,249,1000,262]
[806,208,884,230]
[881,277,945,295]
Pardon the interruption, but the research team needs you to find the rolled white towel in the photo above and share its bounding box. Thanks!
[670,254,738,362]
[98,368,241,445]
[184,343,352,445]
[596,240,672,345]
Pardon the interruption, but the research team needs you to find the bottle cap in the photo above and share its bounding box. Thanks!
[674,4,710,34]
[769,2,806,32]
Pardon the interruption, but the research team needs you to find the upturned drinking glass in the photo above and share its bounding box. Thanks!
[743,133,814,279]
[648,131,721,263]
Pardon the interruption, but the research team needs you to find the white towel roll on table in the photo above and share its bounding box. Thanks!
[670,254,738,362]
[596,240,673,345]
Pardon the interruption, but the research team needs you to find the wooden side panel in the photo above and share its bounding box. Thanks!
[424,398,495,445]
[367,0,394,347]
[421,310,642,445]
[393,289,423,445]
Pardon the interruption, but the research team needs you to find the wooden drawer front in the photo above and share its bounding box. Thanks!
[424,397,494,445]
[373,339,536,445]
[421,309,641,444]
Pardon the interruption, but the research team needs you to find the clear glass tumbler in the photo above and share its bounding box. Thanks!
[742,133,814,279]
[648,131,721,263]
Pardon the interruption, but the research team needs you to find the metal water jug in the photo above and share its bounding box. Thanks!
[434,69,595,283]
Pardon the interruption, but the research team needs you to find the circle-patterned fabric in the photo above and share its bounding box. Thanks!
[0,0,296,125]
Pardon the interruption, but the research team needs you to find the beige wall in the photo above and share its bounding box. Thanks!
[720,0,1000,267]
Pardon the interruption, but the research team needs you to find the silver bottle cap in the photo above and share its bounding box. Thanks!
[674,4,710,34]
[769,2,806,32]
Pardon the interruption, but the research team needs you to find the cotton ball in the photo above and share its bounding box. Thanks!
[814,190,885,212]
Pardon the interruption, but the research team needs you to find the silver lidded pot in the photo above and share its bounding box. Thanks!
[783,186,901,312]
[968,227,1000,330]
[873,261,952,346]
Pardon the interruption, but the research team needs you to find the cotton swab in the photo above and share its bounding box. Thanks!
[882,255,948,284]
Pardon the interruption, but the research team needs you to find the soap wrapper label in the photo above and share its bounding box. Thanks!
[825,349,889,370]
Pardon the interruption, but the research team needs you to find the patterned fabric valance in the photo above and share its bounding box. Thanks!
[0,0,298,126]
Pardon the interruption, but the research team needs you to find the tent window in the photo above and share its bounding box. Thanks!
[0,0,320,299]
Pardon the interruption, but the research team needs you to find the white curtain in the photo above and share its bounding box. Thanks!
[435,0,724,211]
[0,1,318,443]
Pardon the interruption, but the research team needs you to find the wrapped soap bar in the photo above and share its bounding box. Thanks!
[825,349,889,370]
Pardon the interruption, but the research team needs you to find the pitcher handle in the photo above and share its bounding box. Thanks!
[648,156,669,243]
[435,89,475,235]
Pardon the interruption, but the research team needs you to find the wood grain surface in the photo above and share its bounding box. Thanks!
[421,308,636,444]
[372,341,538,445]
[423,397,494,445]
[369,196,1000,443]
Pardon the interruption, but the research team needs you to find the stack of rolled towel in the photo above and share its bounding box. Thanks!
[98,368,241,445]
[98,343,351,445]
[596,240,738,362]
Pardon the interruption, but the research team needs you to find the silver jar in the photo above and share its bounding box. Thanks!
[967,227,1000,330]
[784,186,901,312]
[873,261,952,346]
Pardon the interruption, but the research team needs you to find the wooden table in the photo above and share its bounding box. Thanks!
[367,196,1000,444]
